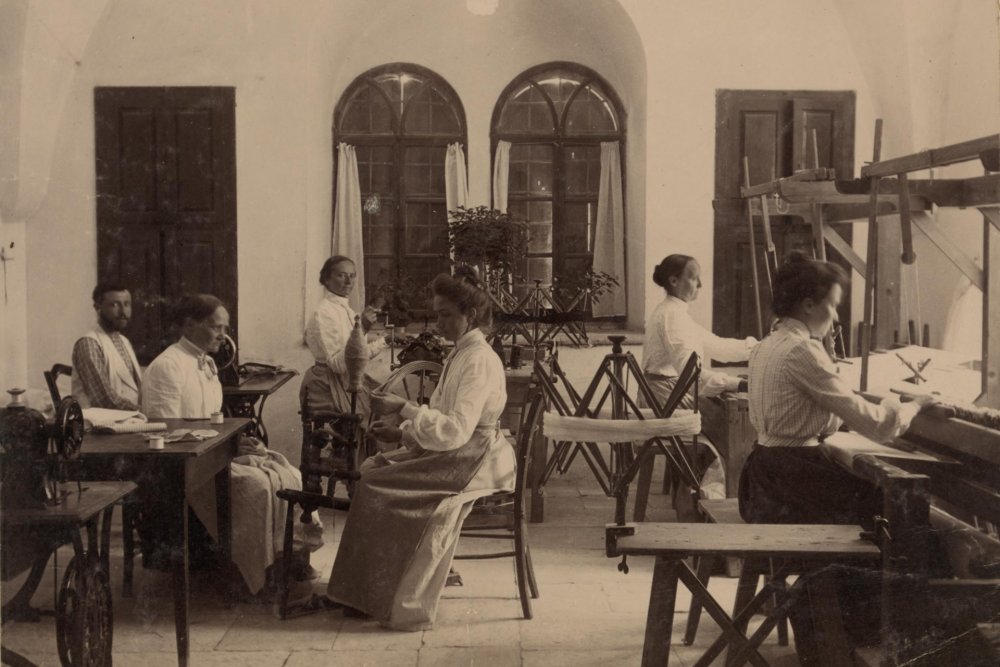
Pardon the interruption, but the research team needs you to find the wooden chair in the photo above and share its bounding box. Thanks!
[43,363,73,407]
[274,384,360,619]
[43,362,143,597]
[455,386,545,619]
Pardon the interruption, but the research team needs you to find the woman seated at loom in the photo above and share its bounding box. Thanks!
[322,267,516,630]
[301,255,387,418]
[642,253,756,518]
[740,252,937,665]
[643,253,757,404]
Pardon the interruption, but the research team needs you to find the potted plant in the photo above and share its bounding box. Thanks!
[551,268,621,316]
[446,206,528,297]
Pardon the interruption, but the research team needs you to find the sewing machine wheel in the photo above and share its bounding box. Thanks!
[53,397,84,460]
[211,334,238,371]
[56,556,113,667]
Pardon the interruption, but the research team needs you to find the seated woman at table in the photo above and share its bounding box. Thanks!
[642,253,757,406]
[323,267,516,630]
[740,252,937,665]
[142,293,305,597]
[641,253,756,519]
[301,255,386,418]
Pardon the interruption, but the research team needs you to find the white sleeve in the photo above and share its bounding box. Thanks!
[703,331,756,363]
[398,353,496,451]
[314,307,349,374]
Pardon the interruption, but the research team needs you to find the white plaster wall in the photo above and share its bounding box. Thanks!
[7,0,998,403]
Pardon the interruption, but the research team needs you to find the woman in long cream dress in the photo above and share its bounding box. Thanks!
[324,269,515,630]
[301,255,386,418]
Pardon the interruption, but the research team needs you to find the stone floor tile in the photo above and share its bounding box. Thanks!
[215,608,340,651]
[416,646,522,667]
[522,648,641,667]
[331,619,426,651]
[285,649,419,667]
[520,612,648,651]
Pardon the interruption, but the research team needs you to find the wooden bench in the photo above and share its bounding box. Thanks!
[683,498,788,651]
[606,522,880,667]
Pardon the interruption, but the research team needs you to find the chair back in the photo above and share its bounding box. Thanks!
[43,363,73,405]
[513,387,546,508]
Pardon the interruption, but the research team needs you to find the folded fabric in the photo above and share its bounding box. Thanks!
[95,421,168,434]
[83,407,146,427]
[543,410,701,442]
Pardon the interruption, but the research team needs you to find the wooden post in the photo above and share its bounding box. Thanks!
[742,157,765,339]
[980,207,1000,408]
[861,120,883,392]
[899,173,915,264]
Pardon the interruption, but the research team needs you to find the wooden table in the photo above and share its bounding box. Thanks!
[222,370,297,444]
[78,418,250,667]
[2,481,136,666]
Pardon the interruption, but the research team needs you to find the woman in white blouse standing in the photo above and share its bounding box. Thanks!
[301,255,386,418]
[642,254,757,406]
[324,267,515,630]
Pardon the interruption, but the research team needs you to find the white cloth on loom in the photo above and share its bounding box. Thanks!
[142,337,302,594]
[643,295,755,397]
[542,409,702,442]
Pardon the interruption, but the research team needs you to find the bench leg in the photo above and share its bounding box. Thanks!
[633,455,655,522]
[642,556,679,667]
[683,554,715,645]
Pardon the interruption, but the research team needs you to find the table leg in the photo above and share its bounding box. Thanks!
[641,556,679,667]
[169,482,190,667]
[215,463,235,602]
[255,395,271,445]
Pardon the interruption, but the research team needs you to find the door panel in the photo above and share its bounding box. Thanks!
[95,87,236,364]
[714,90,855,341]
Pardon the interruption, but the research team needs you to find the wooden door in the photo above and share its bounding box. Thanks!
[95,87,237,364]
[713,90,855,341]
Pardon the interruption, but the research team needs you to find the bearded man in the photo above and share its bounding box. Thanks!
[71,283,142,409]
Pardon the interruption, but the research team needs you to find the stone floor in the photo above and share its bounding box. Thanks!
[3,341,799,666]
[1,454,800,666]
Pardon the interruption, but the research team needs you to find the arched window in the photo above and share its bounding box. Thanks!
[491,63,624,300]
[334,64,466,299]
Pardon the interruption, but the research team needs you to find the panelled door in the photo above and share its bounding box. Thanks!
[95,87,237,364]
[713,90,855,343]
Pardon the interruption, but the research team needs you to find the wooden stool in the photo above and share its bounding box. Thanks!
[606,522,880,667]
[683,499,789,650]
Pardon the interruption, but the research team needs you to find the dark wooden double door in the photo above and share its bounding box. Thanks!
[713,90,856,343]
[95,87,237,364]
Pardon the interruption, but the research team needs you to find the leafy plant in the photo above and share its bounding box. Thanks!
[551,268,621,312]
[446,206,528,293]
[368,270,431,326]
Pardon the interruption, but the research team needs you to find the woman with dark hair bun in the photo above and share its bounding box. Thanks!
[642,254,757,405]
[302,255,387,417]
[324,266,514,630]
[740,252,937,665]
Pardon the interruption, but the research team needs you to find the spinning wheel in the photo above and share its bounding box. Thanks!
[210,334,238,372]
[53,398,84,460]
[367,361,442,459]
[56,555,113,667]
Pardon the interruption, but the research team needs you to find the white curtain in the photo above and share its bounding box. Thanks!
[333,143,365,313]
[492,140,511,213]
[592,141,626,317]
[445,143,469,220]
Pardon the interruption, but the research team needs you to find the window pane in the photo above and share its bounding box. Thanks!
[565,85,618,135]
[564,201,596,253]
[364,200,396,256]
[404,202,448,254]
[535,69,581,121]
[509,144,553,196]
[526,201,553,253]
[355,145,394,193]
[340,84,393,134]
[404,88,460,135]
[404,146,446,196]
[527,257,553,285]
[498,84,555,134]
[564,145,602,195]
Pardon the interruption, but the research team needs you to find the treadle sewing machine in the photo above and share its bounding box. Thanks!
[0,388,135,666]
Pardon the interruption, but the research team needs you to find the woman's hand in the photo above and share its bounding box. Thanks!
[370,419,403,443]
[371,391,408,415]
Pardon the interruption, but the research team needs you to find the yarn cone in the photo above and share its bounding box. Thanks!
[345,315,368,394]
